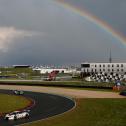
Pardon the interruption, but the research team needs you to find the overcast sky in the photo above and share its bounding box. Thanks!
[0,0,126,65]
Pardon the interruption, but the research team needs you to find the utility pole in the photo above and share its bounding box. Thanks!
[109,48,112,63]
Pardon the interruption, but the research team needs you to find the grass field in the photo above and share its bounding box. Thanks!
[24,98,126,126]
[0,80,114,89]
[0,93,30,113]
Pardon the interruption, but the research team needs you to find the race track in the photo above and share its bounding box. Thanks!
[0,90,75,126]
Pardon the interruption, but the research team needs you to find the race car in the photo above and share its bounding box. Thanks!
[13,90,24,95]
[4,110,30,120]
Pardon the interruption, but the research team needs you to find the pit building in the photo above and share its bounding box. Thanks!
[81,63,126,74]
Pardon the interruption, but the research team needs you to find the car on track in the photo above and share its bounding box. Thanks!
[4,110,30,120]
[13,90,24,95]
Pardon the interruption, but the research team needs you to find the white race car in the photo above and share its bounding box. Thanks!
[4,110,30,120]
[13,90,24,95]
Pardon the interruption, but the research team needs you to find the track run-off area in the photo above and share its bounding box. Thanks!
[0,85,124,98]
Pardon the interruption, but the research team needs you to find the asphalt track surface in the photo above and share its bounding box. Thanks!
[0,89,75,126]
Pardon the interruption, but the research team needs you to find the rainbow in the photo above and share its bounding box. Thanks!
[54,0,126,45]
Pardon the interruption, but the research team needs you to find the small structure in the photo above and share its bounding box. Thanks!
[13,65,31,68]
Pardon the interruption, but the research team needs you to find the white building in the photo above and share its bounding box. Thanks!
[33,68,77,74]
[81,62,126,74]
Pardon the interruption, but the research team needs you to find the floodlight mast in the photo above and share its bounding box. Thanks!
[109,48,112,63]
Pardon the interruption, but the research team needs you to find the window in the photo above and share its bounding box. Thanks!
[103,65,105,67]
[99,64,101,67]
[112,64,114,67]
[121,69,124,72]
[95,69,97,72]
[108,64,110,67]
[81,64,90,68]
[62,70,64,73]
[100,69,101,72]
[95,65,97,67]
[117,64,119,67]
[108,69,110,72]
[103,69,105,71]
[117,69,119,72]
[112,69,114,72]
[121,64,123,67]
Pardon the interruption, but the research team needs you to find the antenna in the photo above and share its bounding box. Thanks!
[109,48,112,63]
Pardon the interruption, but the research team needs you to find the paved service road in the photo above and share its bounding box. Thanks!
[0,90,75,126]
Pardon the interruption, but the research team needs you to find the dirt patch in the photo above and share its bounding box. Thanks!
[0,85,125,98]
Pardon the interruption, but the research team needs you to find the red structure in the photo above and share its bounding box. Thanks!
[47,70,59,81]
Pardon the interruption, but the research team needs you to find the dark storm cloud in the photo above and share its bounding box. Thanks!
[62,0,126,35]
[0,0,125,65]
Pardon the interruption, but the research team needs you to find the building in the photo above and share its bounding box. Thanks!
[32,67,77,74]
[81,62,126,74]
[13,65,31,68]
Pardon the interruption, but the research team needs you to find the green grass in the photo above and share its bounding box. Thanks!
[0,93,30,113]
[0,80,114,89]
[24,99,126,126]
